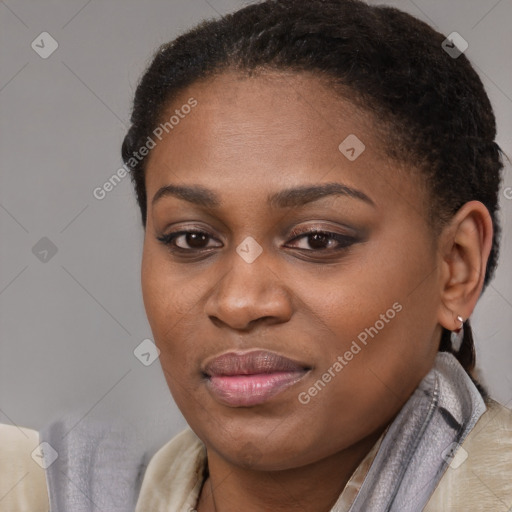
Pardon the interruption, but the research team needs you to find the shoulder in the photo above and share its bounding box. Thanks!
[0,423,49,512]
[424,398,512,511]
[135,428,207,512]
[472,397,512,435]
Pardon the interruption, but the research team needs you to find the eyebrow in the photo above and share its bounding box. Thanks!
[151,182,375,209]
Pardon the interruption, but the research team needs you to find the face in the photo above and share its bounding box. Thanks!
[141,70,443,471]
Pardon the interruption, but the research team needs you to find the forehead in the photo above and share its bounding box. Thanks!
[144,70,421,214]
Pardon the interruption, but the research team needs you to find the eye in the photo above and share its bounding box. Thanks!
[157,229,221,252]
[285,228,357,251]
[156,226,359,255]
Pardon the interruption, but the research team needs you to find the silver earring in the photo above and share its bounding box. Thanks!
[450,315,464,352]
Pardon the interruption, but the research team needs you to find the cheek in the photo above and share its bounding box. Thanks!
[301,238,439,394]
[141,246,169,335]
[141,241,216,390]
[282,273,438,459]
[141,253,194,407]
[141,245,190,356]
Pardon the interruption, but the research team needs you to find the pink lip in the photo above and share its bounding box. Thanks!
[203,350,310,407]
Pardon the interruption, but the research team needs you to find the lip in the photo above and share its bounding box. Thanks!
[203,350,311,407]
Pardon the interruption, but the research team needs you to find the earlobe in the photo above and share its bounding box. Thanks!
[437,201,493,332]
[450,315,465,351]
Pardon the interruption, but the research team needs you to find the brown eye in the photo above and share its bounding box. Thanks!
[287,229,357,251]
[157,230,222,251]
[179,232,209,249]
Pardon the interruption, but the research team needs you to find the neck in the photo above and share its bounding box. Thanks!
[196,427,384,512]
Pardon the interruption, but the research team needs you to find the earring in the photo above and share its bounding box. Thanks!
[450,315,464,352]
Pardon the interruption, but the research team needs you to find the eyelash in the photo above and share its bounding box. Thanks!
[156,227,358,255]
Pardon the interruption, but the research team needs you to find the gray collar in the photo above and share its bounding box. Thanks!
[40,414,147,512]
[344,352,486,512]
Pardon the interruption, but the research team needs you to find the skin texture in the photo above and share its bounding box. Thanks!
[141,70,493,511]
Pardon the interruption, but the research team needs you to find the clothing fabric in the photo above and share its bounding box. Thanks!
[40,413,147,512]
[1,352,511,511]
[346,351,486,511]
[424,396,512,511]
[0,423,49,512]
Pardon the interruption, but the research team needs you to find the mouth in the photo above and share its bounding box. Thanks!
[202,349,311,407]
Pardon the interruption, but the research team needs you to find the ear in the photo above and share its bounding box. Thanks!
[437,201,494,331]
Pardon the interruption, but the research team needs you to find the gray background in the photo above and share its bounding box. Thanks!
[1,0,511,454]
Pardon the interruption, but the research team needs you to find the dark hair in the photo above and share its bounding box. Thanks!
[121,0,503,392]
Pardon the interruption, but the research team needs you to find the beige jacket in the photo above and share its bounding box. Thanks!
[1,398,511,511]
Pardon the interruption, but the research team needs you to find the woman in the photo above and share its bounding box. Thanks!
[1,0,511,510]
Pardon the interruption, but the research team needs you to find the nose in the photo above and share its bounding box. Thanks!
[204,245,293,331]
